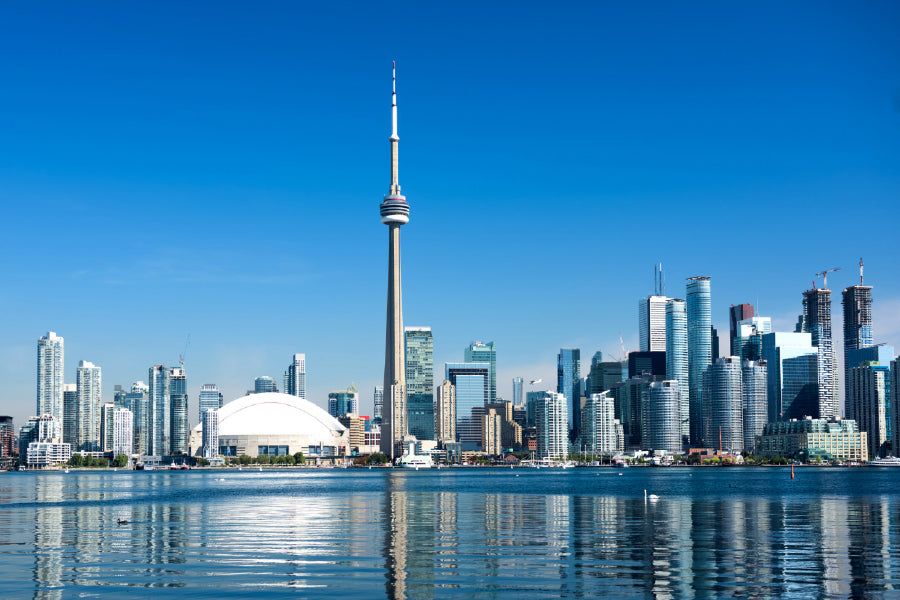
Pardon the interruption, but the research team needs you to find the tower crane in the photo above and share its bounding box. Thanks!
[813,267,841,289]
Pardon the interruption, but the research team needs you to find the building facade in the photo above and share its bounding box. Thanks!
[170,367,189,455]
[733,316,772,361]
[148,365,170,457]
[557,348,581,436]
[847,362,892,459]
[254,376,278,394]
[284,353,307,400]
[686,276,712,446]
[756,419,867,462]
[199,384,224,421]
[405,327,434,440]
[742,360,768,453]
[201,408,218,459]
[729,303,755,356]
[639,295,669,352]
[481,409,502,456]
[328,384,360,418]
[446,363,489,449]
[0,416,13,458]
[665,298,689,445]
[535,392,567,460]
[512,377,523,407]
[37,332,64,424]
[702,357,743,453]
[580,392,622,455]
[802,288,838,420]
[435,380,456,443]
[113,408,134,456]
[761,332,819,422]
[644,380,682,454]
[76,360,102,452]
[62,383,77,447]
[464,341,497,403]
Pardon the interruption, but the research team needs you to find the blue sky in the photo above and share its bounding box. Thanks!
[1,2,898,426]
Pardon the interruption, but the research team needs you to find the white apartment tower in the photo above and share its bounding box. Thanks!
[37,332,65,423]
[284,353,307,400]
[76,360,102,452]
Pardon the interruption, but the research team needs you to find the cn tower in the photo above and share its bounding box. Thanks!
[380,62,409,459]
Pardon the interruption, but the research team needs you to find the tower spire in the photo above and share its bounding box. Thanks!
[389,61,400,196]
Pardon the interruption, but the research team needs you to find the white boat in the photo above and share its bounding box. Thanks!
[867,456,900,466]
[399,454,434,469]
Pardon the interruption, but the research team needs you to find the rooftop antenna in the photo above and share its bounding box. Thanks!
[859,257,864,286]
[179,333,191,369]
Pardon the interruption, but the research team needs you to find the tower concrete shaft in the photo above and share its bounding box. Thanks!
[380,62,410,458]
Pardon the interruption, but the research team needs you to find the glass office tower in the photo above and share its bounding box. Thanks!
[464,341,496,403]
[557,348,581,436]
[446,362,489,449]
[169,367,188,455]
[761,332,818,422]
[741,360,768,453]
[686,276,712,446]
[665,298,689,445]
[702,357,743,454]
[405,327,434,440]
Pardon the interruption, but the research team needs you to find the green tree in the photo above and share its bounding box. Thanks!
[239,454,251,465]
[197,458,210,467]
[294,451,305,465]
[69,454,83,468]
[112,454,128,468]
[96,458,108,468]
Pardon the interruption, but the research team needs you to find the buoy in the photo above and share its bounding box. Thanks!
[791,463,795,479]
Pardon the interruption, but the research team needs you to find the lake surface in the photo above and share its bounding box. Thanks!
[0,467,898,599]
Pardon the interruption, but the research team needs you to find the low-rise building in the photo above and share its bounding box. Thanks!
[26,441,71,467]
[756,418,867,462]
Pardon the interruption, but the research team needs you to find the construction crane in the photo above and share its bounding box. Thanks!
[179,334,191,369]
[814,267,841,289]
[619,333,628,360]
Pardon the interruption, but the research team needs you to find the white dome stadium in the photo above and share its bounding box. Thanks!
[192,392,348,459]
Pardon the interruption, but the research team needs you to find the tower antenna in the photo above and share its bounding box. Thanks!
[859,257,864,286]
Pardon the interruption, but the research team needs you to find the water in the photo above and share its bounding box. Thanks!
[0,467,898,599]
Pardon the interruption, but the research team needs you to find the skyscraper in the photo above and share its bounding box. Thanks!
[202,409,218,459]
[37,332,64,423]
[845,345,895,420]
[126,382,149,457]
[761,332,818,422]
[405,327,434,440]
[464,341,497,403]
[0,416,13,458]
[62,383,77,447]
[169,367,188,455]
[802,287,837,420]
[665,298,689,445]
[842,262,873,413]
[686,276,712,446]
[284,353,307,400]
[741,360,767,453]
[148,365,170,457]
[435,380,456,443]
[446,362,489,449]
[380,62,410,459]
[729,303,755,356]
[100,402,115,452]
[639,295,668,352]
[112,407,133,456]
[848,361,892,459]
[732,316,772,361]
[76,360,101,452]
[892,358,899,458]
[702,357,743,454]
[199,384,223,421]
[512,377,524,407]
[535,392,567,460]
[557,348,581,435]
[580,392,622,455]
[644,380,682,454]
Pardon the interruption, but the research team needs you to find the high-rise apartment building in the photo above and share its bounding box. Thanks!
[76,360,101,452]
[665,298,689,445]
[100,402,115,452]
[148,365,170,457]
[0,416,13,458]
[802,288,838,420]
[328,384,360,418]
[170,367,189,455]
[761,332,818,422]
[741,360,768,453]
[845,345,894,420]
[37,332,64,424]
[379,63,410,459]
[435,380,456,443]
[535,391,567,460]
[557,348,581,435]
[643,380,682,454]
[199,384,224,421]
[512,377,524,407]
[848,362,892,460]
[405,327,434,440]
[702,357,743,453]
[686,276,712,446]
[62,383,77,447]
[892,358,899,458]
[202,409,218,459]
[284,353,307,400]
[465,341,497,403]
[580,392,622,455]
[729,303,755,356]
[113,408,133,456]
[639,295,669,352]
[126,382,149,457]
[481,408,502,456]
[446,362,489,449]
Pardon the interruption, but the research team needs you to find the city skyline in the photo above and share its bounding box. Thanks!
[1,3,899,427]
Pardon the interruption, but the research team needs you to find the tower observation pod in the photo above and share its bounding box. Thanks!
[380,62,409,459]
